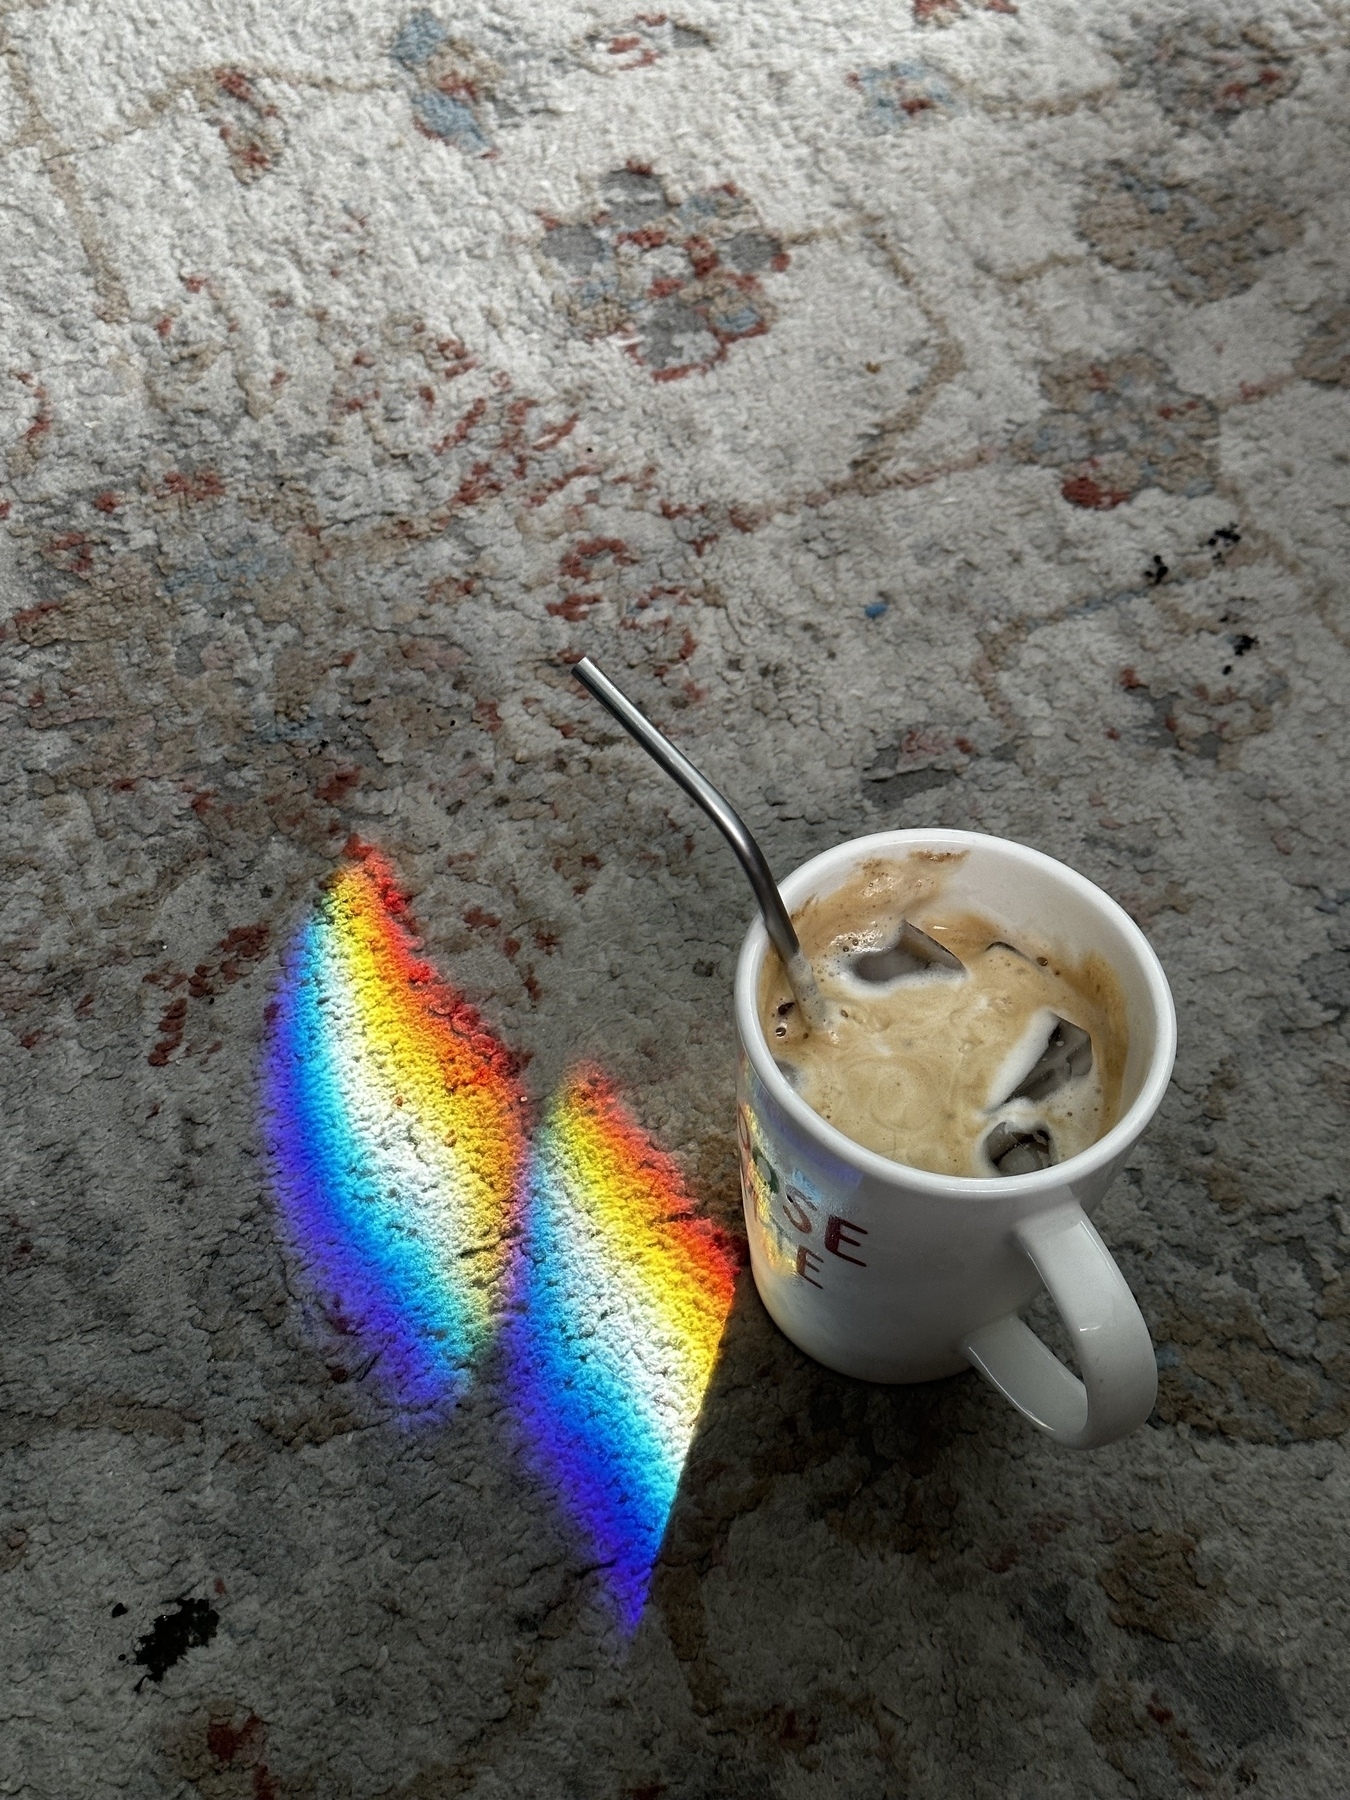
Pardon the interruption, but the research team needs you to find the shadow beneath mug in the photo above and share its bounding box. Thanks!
[648,1237,998,1705]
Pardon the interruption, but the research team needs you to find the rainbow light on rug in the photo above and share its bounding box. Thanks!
[508,1070,738,1631]
[263,850,526,1411]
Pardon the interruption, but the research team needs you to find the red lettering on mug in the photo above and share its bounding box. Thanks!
[781,1187,814,1234]
[795,1245,824,1288]
[825,1213,868,1267]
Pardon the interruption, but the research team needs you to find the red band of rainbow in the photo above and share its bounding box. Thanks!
[263,853,526,1411]
[508,1071,738,1630]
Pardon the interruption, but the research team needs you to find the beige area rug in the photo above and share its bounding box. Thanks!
[3,1,1349,1794]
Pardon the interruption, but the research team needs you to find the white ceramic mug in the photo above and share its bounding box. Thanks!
[735,829,1176,1449]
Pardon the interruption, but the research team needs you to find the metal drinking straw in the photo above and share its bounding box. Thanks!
[571,657,831,1031]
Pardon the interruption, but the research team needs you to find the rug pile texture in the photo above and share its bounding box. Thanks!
[3,1,1349,1794]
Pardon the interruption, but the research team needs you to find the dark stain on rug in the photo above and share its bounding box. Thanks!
[132,1594,220,1685]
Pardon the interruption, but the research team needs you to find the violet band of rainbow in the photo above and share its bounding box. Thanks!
[263,856,525,1410]
[509,1072,737,1630]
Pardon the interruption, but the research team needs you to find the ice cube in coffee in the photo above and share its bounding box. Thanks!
[759,854,1128,1179]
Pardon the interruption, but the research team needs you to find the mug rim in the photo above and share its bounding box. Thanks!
[734,827,1178,1200]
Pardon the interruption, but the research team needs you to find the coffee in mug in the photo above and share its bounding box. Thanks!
[759,852,1130,1180]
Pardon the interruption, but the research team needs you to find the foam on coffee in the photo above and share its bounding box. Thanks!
[758,853,1128,1178]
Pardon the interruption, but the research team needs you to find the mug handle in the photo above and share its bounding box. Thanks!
[959,1203,1157,1449]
